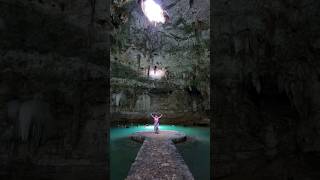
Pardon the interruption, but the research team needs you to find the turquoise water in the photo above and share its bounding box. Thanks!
[110,125,210,180]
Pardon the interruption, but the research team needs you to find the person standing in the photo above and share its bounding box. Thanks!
[151,113,162,134]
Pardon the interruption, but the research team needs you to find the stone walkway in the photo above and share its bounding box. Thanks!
[126,131,194,180]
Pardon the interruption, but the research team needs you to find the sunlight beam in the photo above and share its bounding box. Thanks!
[141,0,166,24]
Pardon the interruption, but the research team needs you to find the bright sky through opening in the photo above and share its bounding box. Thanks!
[141,0,166,23]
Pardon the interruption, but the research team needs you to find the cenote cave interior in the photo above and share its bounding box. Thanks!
[1,0,320,180]
[110,0,210,179]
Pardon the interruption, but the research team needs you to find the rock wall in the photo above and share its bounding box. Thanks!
[110,0,210,124]
[3,0,320,179]
[0,0,109,179]
[213,0,320,179]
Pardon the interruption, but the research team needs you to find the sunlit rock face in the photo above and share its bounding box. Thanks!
[110,0,210,123]
[149,68,165,79]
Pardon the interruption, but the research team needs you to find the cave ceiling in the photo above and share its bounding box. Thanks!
[111,0,210,59]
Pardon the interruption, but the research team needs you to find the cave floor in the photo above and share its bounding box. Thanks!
[126,130,194,180]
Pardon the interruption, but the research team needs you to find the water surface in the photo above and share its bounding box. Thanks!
[110,125,210,180]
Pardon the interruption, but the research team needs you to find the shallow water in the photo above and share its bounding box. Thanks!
[110,125,210,180]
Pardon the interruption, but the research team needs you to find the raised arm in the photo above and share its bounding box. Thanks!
[158,113,163,118]
[150,113,155,118]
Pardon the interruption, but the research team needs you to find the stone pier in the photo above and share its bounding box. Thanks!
[126,130,194,180]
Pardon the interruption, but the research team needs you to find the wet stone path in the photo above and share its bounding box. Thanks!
[126,131,194,180]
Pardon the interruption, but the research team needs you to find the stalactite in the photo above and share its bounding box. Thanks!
[17,100,54,145]
[18,101,34,141]
[135,93,151,111]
